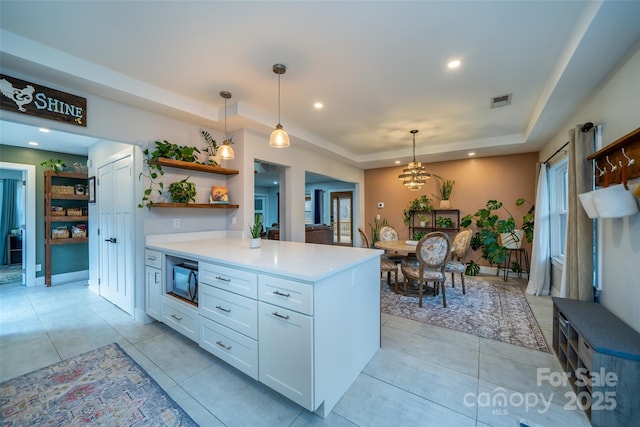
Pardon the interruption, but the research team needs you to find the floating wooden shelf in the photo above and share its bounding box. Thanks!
[150,203,239,209]
[49,194,89,200]
[149,157,239,175]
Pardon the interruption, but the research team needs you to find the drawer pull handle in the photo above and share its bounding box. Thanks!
[216,276,231,282]
[272,311,290,320]
[216,341,231,350]
[216,305,231,313]
[147,256,157,261]
[170,314,182,321]
[273,290,291,298]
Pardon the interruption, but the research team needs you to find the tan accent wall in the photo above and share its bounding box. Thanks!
[364,152,538,266]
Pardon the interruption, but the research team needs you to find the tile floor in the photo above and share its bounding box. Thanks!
[0,279,591,427]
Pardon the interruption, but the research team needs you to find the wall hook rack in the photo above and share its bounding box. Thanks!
[587,127,640,187]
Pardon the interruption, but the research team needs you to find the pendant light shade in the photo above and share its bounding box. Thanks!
[398,130,431,190]
[269,63,290,148]
[216,91,235,160]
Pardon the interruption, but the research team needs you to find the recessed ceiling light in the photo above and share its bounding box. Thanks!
[468,152,475,156]
[28,141,39,146]
[273,181,278,185]
[447,59,461,69]
[394,160,401,164]
[38,128,50,133]
[314,102,323,109]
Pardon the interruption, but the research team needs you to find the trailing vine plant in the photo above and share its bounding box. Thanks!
[138,140,201,208]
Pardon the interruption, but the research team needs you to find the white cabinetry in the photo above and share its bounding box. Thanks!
[145,250,162,320]
[198,262,259,379]
[258,301,313,408]
[161,295,198,341]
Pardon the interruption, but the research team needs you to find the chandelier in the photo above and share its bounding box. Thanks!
[398,129,431,191]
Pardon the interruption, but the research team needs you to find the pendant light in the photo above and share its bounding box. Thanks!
[216,91,235,160]
[398,129,431,191]
[269,63,290,148]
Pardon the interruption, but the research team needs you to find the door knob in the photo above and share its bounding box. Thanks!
[104,237,117,243]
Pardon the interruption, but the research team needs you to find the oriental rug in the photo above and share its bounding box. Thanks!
[0,343,197,426]
[380,275,550,353]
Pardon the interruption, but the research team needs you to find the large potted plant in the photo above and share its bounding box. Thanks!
[460,198,534,275]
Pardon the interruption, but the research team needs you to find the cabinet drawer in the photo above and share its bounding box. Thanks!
[161,296,198,342]
[145,249,162,269]
[259,275,313,315]
[199,283,258,340]
[199,262,257,299]
[199,316,258,380]
[578,336,593,371]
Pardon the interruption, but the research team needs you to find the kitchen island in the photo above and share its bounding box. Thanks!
[145,232,382,418]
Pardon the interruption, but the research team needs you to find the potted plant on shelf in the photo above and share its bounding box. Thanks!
[40,159,67,172]
[433,175,455,208]
[403,195,433,226]
[436,216,454,229]
[249,214,263,248]
[168,177,197,203]
[200,130,220,166]
[417,213,430,227]
[138,140,201,208]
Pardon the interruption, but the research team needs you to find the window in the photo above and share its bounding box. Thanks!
[549,158,568,262]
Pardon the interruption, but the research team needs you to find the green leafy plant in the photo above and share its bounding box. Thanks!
[403,195,433,225]
[417,214,430,225]
[200,130,218,164]
[412,231,426,241]
[168,177,196,203]
[40,159,66,172]
[433,175,455,201]
[436,216,454,228]
[138,140,201,208]
[249,214,263,238]
[465,260,481,276]
[369,217,389,245]
[461,198,535,274]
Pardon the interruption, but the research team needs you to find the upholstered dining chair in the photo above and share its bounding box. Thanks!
[359,227,399,290]
[445,229,472,294]
[401,232,451,308]
[377,225,404,264]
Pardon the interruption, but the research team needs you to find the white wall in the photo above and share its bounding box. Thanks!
[539,43,640,332]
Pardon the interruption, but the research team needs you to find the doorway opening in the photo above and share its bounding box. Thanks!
[330,191,353,246]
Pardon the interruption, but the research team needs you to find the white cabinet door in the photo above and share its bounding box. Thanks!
[258,302,313,410]
[145,265,162,320]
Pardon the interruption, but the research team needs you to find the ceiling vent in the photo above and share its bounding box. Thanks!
[491,93,512,108]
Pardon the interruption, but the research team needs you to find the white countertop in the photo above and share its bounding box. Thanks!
[146,236,383,282]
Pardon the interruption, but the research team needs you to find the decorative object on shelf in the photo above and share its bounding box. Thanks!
[412,231,426,241]
[436,216,454,228]
[138,140,201,208]
[200,129,220,165]
[168,177,196,203]
[40,158,66,172]
[433,174,455,208]
[210,186,229,204]
[461,198,534,275]
[403,194,432,226]
[397,129,431,191]
[72,162,88,174]
[249,214,263,248]
[269,63,290,148]
[217,91,235,160]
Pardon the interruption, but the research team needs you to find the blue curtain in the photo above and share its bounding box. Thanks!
[1,179,18,265]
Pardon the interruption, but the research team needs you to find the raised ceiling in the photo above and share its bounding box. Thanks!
[1,1,639,168]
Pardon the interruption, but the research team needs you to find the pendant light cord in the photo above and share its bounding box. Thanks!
[277,73,281,125]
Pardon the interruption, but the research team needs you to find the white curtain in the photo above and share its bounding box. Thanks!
[526,164,550,295]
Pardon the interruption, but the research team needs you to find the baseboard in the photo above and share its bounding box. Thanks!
[35,269,89,287]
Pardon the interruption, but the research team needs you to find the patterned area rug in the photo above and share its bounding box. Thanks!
[1,343,197,426]
[381,275,550,352]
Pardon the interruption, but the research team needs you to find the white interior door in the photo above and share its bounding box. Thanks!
[98,155,134,314]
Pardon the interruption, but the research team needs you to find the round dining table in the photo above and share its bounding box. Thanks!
[373,240,419,256]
